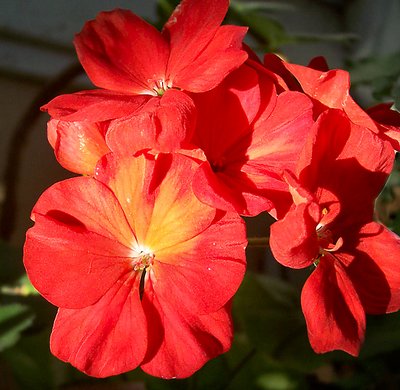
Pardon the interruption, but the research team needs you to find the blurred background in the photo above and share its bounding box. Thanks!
[1,0,400,389]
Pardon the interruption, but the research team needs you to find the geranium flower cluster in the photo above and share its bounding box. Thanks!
[23,0,400,380]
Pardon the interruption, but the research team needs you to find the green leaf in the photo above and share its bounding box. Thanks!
[234,272,325,372]
[392,80,400,112]
[349,51,400,85]
[257,372,298,390]
[229,6,289,51]
[360,311,400,358]
[0,241,24,285]
[2,329,55,389]
[231,1,297,13]
[0,303,34,352]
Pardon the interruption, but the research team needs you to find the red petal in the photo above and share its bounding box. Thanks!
[191,64,265,161]
[50,274,147,378]
[24,214,132,309]
[279,59,378,129]
[346,222,400,314]
[30,176,135,248]
[106,90,196,154]
[301,255,366,356]
[192,161,275,216]
[263,53,300,92]
[24,179,135,308]
[42,90,150,121]
[94,154,156,244]
[170,25,248,92]
[47,119,58,149]
[164,0,245,91]
[246,91,314,176]
[140,283,232,379]
[96,154,218,252]
[307,56,329,72]
[150,209,246,315]
[74,9,169,94]
[297,110,394,221]
[368,103,400,151]
[190,65,282,215]
[270,172,320,269]
[49,120,110,175]
[284,63,350,109]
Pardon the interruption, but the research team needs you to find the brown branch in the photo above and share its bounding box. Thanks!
[247,236,269,248]
[0,62,83,241]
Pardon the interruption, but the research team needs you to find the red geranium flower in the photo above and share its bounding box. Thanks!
[262,53,400,151]
[269,109,400,355]
[189,64,314,217]
[24,153,247,378]
[42,0,248,123]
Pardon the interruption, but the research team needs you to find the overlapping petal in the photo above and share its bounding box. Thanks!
[50,273,147,378]
[169,25,248,92]
[163,0,247,91]
[297,109,394,222]
[74,9,169,94]
[106,90,196,154]
[42,90,150,122]
[152,209,246,315]
[301,255,366,356]
[24,177,135,308]
[141,283,232,378]
[270,172,320,269]
[191,64,314,216]
[48,119,110,175]
[347,222,400,314]
[367,103,400,151]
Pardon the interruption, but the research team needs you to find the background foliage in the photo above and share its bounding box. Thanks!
[1,0,400,388]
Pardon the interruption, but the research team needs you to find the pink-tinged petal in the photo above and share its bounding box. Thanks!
[42,90,150,121]
[24,214,132,309]
[30,176,135,248]
[150,210,246,315]
[346,222,400,314]
[270,172,320,269]
[170,25,248,92]
[49,120,110,175]
[106,90,196,154]
[301,255,366,356]
[140,283,232,379]
[74,9,169,94]
[367,103,400,150]
[50,274,147,378]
